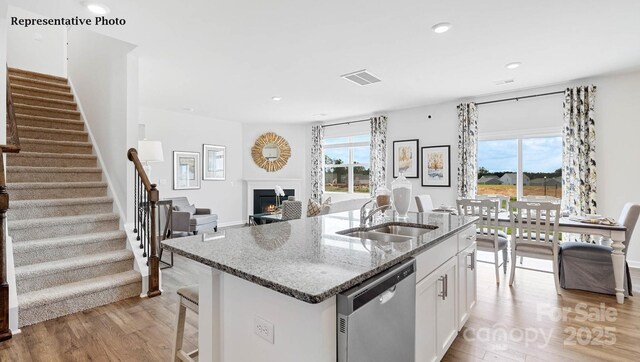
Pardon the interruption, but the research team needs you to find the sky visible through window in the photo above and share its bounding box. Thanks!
[479,137,562,172]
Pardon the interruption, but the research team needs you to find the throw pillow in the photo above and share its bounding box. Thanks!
[176,204,197,216]
[307,197,331,217]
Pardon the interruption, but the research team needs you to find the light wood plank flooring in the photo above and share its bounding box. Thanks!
[1,247,638,361]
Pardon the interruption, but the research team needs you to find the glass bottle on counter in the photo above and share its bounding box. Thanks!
[375,187,391,209]
[391,172,412,218]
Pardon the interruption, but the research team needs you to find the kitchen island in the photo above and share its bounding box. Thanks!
[162,211,478,362]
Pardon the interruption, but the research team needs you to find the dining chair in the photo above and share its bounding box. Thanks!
[476,194,510,210]
[521,195,561,203]
[559,203,640,296]
[509,201,562,294]
[457,198,508,284]
[415,194,434,212]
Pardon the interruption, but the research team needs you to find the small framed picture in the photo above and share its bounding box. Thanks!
[393,139,419,178]
[421,145,451,187]
[203,144,225,180]
[173,151,201,190]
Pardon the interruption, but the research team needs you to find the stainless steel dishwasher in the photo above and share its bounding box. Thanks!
[337,258,416,362]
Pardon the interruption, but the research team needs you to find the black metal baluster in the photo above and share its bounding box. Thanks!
[137,178,142,245]
[146,198,151,266]
[133,169,138,234]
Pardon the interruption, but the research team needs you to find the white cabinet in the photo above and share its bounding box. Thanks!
[415,224,477,362]
[415,257,457,362]
[457,242,477,330]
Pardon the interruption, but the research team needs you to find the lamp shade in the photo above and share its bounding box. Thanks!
[137,140,164,162]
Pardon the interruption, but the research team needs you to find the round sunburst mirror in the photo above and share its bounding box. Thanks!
[251,132,291,172]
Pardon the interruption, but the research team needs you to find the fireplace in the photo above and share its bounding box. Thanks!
[253,189,295,214]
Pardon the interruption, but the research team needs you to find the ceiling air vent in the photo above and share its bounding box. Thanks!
[341,70,381,86]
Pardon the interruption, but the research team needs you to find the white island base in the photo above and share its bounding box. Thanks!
[197,266,337,362]
[194,224,477,362]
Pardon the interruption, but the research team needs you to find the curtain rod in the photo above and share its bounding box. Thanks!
[476,90,565,106]
[321,118,370,128]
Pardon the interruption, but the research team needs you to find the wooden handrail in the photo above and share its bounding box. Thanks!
[127,148,153,192]
[127,148,161,298]
[1,67,20,342]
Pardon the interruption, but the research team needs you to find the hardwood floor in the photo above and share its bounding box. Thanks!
[1,244,639,361]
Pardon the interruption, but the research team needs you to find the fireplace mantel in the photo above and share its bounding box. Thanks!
[243,179,303,221]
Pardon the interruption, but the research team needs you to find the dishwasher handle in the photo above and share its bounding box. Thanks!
[378,285,397,304]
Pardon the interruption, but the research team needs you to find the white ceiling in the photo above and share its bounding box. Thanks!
[10,0,640,123]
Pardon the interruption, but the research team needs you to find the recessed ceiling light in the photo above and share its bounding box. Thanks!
[182,107,194,112]
[505,62,522,70]
[272,96,282,101]
[314,113,327,117]
[84,2,110,15]
[431,22,452,34]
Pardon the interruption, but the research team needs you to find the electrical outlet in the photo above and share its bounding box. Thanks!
[254,316,274,344]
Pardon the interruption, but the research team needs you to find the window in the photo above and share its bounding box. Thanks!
[477,136,562,200]
[323,134,370,194]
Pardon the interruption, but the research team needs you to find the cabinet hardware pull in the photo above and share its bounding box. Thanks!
[438,276,446,300]
[466,235,475,240]
[467,252,475,271]
[444,274,448,299]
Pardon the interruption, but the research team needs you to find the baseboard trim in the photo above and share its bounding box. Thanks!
[627,260,640,270]
[218,220,245,228]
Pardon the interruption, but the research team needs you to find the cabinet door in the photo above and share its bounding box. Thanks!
[457,243,477,330]
[466,247,477,316]
[415,272,439,362]
[436,258,458,357]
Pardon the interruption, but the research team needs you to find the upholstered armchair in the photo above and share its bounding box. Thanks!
[167,197,218,235]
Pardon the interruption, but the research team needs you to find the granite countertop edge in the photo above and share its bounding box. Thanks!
[162,216,478,304]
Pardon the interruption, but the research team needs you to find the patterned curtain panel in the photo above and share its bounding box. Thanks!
[562,85,597,216]
[310,125,324,202]
[456,103,478,198]
[369,116,388,196]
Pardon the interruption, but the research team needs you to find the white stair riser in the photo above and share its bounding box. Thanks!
[20,140,92,154]
[18,281,141,327]
[8,201,113,221]
[7,154,97,168]
[10,185,107,200]
[9,218,119,242]
[17,258,134,294]
[18,128,88,142]
[7,170,102,183]
[12,95,77,111]
[14,238,126,267]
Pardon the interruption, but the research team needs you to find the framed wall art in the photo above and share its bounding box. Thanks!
[173,151,201,190]
[393,139,419,178]
[421,145,451,187]
[203,144,225,180]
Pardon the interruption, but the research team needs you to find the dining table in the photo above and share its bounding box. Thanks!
[494,211,628,304]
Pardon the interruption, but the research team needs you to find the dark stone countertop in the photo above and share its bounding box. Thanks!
[162,211,478,304]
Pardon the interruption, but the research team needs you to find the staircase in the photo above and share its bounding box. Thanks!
[5,67,141,327]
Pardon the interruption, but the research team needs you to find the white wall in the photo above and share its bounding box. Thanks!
[67,27,136,222]
[385,103,460,210]
[6,6,66,77]
[141,107,244,226]
[242,123,308,215]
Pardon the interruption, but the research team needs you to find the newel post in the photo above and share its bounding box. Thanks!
[147,184,161,298]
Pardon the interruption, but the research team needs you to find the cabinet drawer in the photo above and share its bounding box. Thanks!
[416,235,457,283]
[458,225,476,252]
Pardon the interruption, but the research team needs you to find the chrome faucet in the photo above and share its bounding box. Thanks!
[360,198,390,227]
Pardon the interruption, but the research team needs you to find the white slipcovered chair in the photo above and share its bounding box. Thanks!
[415,194,434,212]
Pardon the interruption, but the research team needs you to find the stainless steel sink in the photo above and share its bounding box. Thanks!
[342,231,413,243]
[370,225,434,237]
